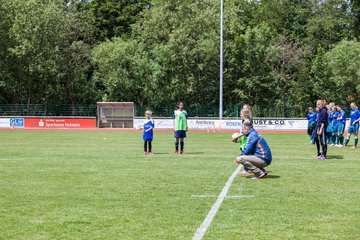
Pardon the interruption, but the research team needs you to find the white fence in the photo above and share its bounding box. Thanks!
[134,118,309,130]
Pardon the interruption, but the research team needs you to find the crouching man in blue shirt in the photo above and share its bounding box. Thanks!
[234,122,272,179]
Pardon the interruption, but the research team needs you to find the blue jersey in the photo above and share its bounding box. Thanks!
[143,119,154,140]
[307,112,317,126]
[350,109,360,124]
[328,111,334,124]
[338,110,346,124]
[332,112,340,126]
[240,128,272,165]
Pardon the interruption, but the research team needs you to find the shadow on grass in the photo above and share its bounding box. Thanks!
[264,175,281,179]
[146,152,206,155]
[326,155,344,159]
[245,175,281,179]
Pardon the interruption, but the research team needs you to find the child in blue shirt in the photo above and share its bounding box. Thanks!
[336,105,346,147]
[307,107,317,144]
[344,103,360,148]
[326,103,335,145]
[143,110,155,155]
[331,106,340,146]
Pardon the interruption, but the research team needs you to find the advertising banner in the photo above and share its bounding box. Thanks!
[0,118,24,128]
[134,119,173,129]
[24,118,96,128]
[134,118,310,130]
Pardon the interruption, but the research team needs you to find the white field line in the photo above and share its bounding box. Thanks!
[191,194,255,199]
[191,195,216,198]
[225,195,255,199]
[0,157,45,161]
[192,164,243,240]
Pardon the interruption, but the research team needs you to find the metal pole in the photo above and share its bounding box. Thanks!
[219,0,223,119]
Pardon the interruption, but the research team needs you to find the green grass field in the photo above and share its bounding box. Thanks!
[0,130,359,240]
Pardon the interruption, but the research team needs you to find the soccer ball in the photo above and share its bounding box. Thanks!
[232,132,240,143]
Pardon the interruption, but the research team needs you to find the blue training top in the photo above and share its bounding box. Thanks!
[143,119,155,140]
[307,112,317,126]
[350,109,360,125]
[240,128,272,165]
[332,111,340,127]
[328,111,334,125]
[338,110,346,124]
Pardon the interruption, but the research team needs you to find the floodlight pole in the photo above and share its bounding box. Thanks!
[219,0,224,120]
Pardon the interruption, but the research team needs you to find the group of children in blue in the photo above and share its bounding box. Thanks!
[307,101,360,159]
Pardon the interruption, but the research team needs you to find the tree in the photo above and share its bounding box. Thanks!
[306,0,354,49]
[272,36,308,107]
[228,25,281,106]
[76,0,151,41]
[6,0,66,104]
[251,0,314,42]
[351,0,360,39]
[58,6,98,104]
[92,38,156,103]
[303,46,335,103]
[0,0,97,105]
[92,0,221,105]
[0,1,17,103]
[325,40,360,103]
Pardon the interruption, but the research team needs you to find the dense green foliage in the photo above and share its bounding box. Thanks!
[1,131,359,238]
[1,0,360,113]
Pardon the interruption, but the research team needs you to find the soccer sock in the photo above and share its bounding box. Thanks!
[332,135,336,144]
[336,136,340,145]
[340,136,344,145]
[180,141,184,151]
[144,141,147,152]
[175,141,179,151]
[345,138,350,146]
[326,133,331,143]
[148,141,152,152]
[355,138,358,147]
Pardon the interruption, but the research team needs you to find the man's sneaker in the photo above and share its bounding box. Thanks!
[175,150,179,155]
[251,170,268,179]
[144,151,148,155]
[317,154,322,159]
[258,170,268,179]
[319,155,326,160]
[180,150,185,154]
[148,152,153,155]
[329,143,334,146]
